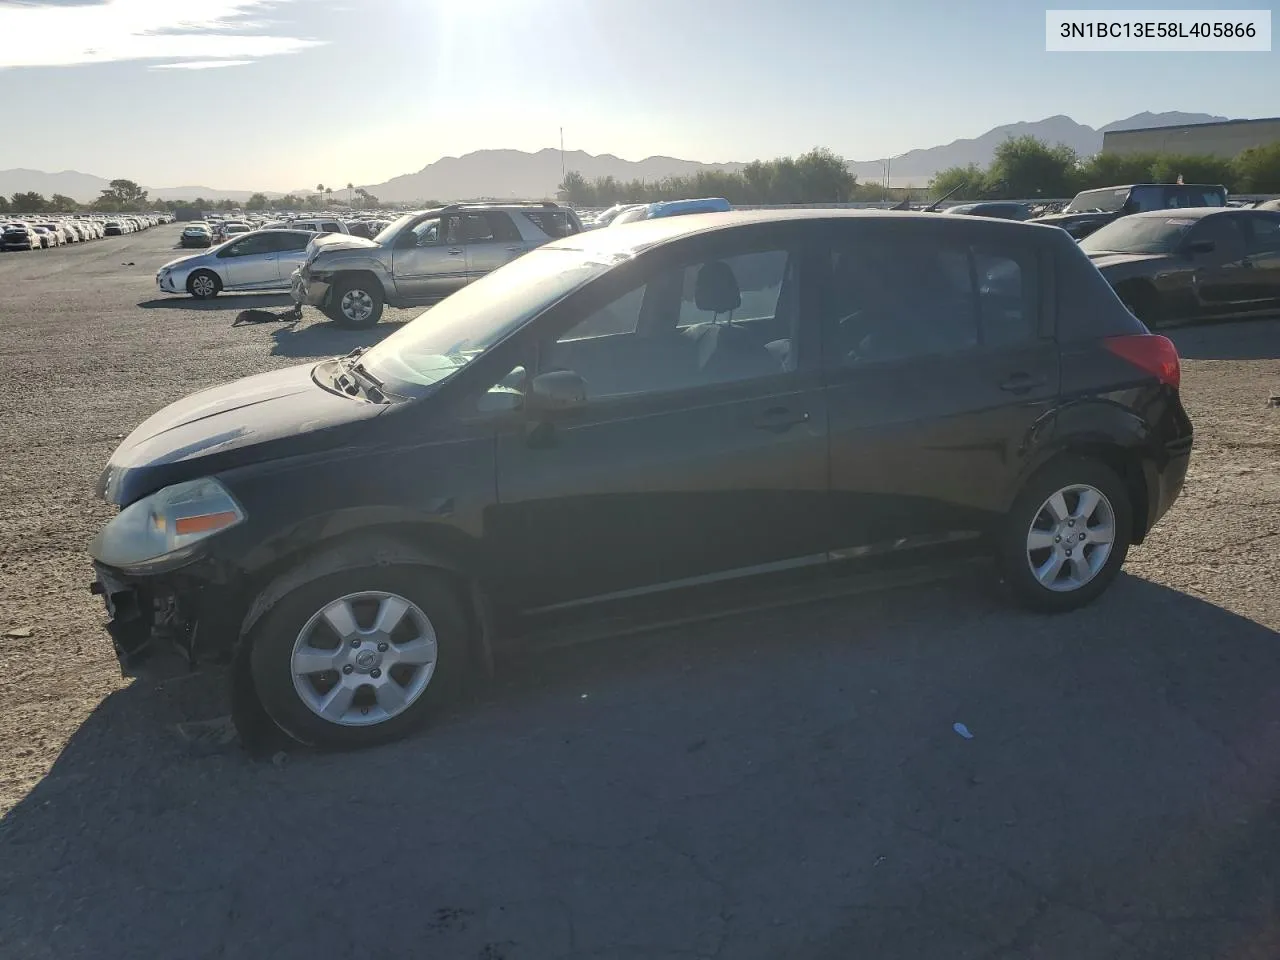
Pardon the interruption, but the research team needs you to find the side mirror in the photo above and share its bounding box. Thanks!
[1186,239,1216,256]
[527,370,587,414]
[394,230,418,249]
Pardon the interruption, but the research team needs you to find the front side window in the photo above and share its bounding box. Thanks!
[1186,216,1246,259]
[1244,214,1280,254]
[543,246,797,402]
[825,231,1037,367]
[219,233,274,258]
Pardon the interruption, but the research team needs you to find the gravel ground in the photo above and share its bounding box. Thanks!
[1,225,1278,959]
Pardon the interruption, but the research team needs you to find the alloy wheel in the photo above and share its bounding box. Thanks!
[1025,483,1116,592]
[290,591,438,727]
[340,289,373,323]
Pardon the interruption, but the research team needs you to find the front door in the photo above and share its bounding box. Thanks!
[392,214,468,301]
[217,233,281,289]
[820,220,1060,554]
[490,228,830,610]
[1185,214,1251,316]
[463,212,527,282]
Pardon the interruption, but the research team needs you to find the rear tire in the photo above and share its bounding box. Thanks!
[248,565,468,749]
[188,270,221,299]
[997,457,1132,613]
[329,275,384,328]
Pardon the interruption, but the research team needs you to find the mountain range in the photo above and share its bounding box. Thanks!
[0,112,1229,204]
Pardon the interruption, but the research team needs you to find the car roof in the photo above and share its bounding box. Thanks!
[544,208,1067,255]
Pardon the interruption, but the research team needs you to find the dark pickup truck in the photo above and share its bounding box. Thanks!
[1034,183,1228,240]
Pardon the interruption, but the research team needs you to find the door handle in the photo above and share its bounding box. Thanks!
[753,407,810,432]
[448,248,463,256]
[1240,258,1254,269]
[999,373,1046,394]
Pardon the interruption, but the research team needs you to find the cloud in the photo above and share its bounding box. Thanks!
[150,59,256,69]
[0,0,324,69]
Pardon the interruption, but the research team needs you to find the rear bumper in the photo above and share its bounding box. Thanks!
[1141,395,1194,536]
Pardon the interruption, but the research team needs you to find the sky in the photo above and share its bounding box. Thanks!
[0,0,1277,191]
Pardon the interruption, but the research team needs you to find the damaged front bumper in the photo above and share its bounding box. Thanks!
[90,561,244,675]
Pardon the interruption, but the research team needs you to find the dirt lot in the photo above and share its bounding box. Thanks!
[1,225,1278,959]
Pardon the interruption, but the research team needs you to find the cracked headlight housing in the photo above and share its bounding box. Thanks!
[90,477,245,572]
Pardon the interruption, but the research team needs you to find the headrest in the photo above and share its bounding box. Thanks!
[694,261,741,313]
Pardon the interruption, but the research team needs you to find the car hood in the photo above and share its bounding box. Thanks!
[308,233,379,256]
[1085,251,1172,272]
[98,362,386,506]
[159,252,208,270]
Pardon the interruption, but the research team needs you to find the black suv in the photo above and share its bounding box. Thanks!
[1034,182,1228,240]
[90,211,1192,748]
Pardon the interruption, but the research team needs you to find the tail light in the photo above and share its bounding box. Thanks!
[1103,334,1180,389]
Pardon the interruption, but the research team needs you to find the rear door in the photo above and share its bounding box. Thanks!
[1240,212,1280,312]
[463,213,526,281]
[270,231,312,284]
[821,219,1058,554]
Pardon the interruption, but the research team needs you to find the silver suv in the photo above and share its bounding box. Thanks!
[291,202,582,327]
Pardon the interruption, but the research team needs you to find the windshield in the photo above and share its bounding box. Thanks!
[361,248,615,398]
[373,213,420,245]
[1064,187,1129,214]
[1079,215,1195,255]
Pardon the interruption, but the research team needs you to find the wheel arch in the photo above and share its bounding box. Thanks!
[1008,433,1152,545]
[238,524,494,680]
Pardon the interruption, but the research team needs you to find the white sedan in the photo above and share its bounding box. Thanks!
[156,229,315,299]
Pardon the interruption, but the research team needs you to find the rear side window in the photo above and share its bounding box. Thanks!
[1053,233,1146,340]
[824,231,1038,366]
[321,222,342,233]
[272,232,310,253]
[523,210,578,238]
[484,212,523,243]
[1129,186,1164,212]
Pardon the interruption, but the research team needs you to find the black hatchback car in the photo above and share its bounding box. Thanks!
[90,211,1192,748]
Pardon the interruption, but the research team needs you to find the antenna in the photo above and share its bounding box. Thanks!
[560,127,565,184]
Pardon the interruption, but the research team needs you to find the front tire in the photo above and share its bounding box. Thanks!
[997,457,1132,612]
[248,566,468,748]
[328,275,384,328]
[188,270,221,299]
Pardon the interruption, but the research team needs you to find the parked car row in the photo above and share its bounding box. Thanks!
[1,213,169,251]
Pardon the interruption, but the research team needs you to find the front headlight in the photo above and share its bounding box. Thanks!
[90,477,245,571]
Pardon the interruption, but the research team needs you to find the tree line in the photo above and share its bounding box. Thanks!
[1,180,382,215]
[930,136,1280,201]
[557,148,907,206]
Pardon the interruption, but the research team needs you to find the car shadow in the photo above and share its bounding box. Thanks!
[269,319,408,358]
[1168,316,1280,360]
[137,294,297,312]
[3,572,1279,958]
